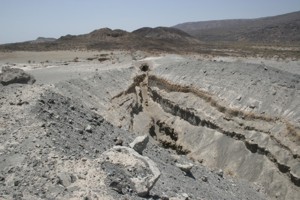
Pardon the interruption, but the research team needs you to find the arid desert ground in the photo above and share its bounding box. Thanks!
[0,49,299,200]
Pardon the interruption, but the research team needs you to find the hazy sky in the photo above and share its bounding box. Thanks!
[0,0,299,44]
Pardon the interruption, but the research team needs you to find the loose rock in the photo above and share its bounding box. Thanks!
[0,66,36,86]
[100,146,160,197]
[175,163,194,174]
[85,125,92,133]
[129,134,149,154]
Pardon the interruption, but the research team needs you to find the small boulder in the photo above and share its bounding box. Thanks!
[216,169,224,178]
[170,195,189,200]
[0,66,36,86]
[175,163,193,174]
[114,137,123,146]
[109,181,124,194]
[129,134,149,154]
[57,172,76,187]
[201,176,208,182]
[100,146,160,197]
[85,125,92,133]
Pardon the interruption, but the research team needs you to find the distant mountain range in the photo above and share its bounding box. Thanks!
[0,11,299,56]
[173,11,300,44]
[0,27,199,52]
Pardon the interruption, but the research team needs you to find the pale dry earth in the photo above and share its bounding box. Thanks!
[1,50,300,199]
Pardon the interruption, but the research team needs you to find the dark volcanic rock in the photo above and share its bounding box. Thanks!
[0,66,36,86]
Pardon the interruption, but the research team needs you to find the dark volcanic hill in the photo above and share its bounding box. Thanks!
[173,11,300,44]
[0,27,200,52]
[132,27,199,43]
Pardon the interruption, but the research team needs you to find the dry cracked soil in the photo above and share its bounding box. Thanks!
[0,50,299,200]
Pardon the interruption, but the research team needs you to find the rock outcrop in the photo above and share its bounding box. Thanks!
[100,146,160,197]
[175,163,194,174]
[0,66,36,86]
[129,134,149,154]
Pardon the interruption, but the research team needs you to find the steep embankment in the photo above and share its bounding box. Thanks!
[49,55,300,199]
[97,59,300,200]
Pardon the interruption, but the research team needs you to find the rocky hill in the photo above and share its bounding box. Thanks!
[0,27,200,53]
[174,11,300,44]
[30,37,57,44]
[132,27,199,43]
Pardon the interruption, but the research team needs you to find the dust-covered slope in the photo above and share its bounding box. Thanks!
[58,57,299,200]
[33,53,300,199]
[0,80,266,199]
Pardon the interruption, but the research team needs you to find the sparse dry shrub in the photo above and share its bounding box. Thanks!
[98,57,109,62]
[242,111,274,122]
[286,122,300,142]
[140,63,149,72]
[86,57,95,61]
[243,112,256,120]
[258,115,273,122]
[100,53,109,57]
[228,109,240,117]
[210,100,217,107]
[225,169,236,177]
[217,105,226,113]
[203,96,212,102]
